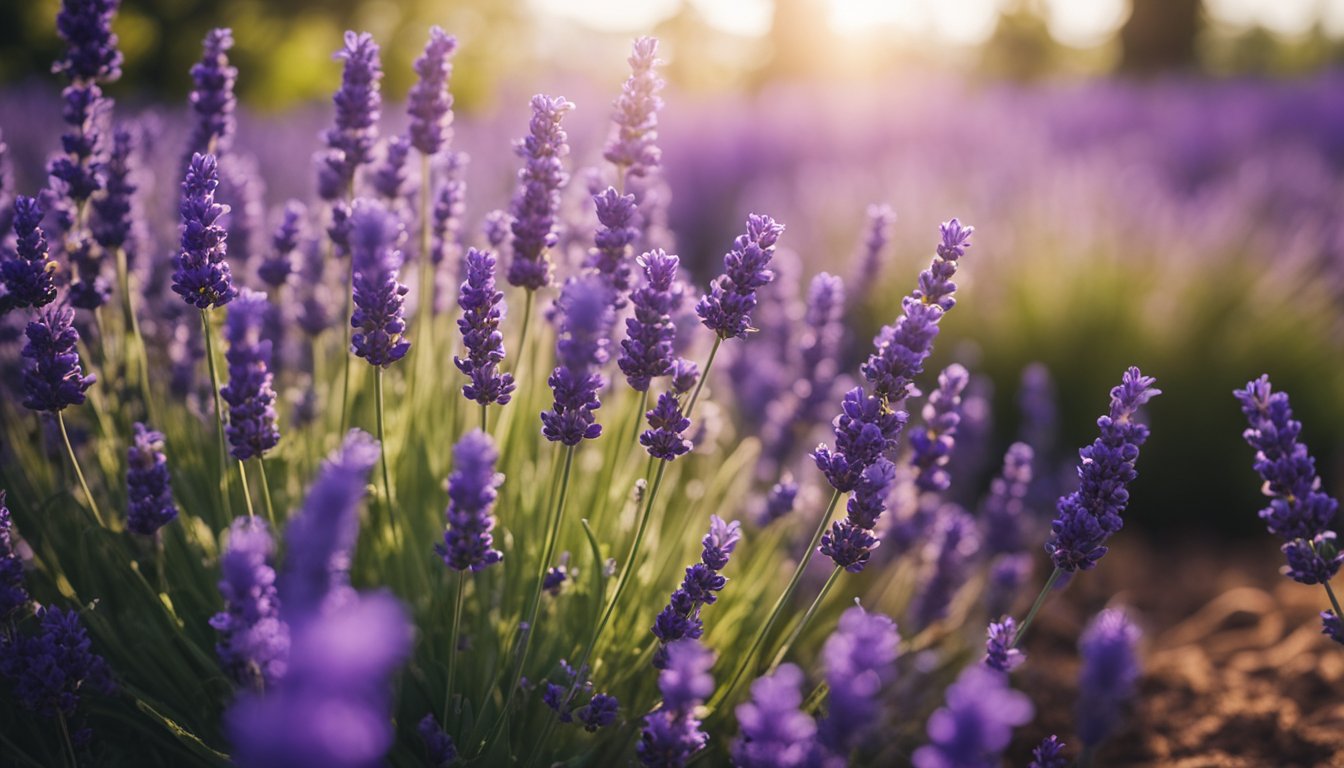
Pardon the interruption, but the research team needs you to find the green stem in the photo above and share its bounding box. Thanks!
[481,403,488,434]
[57,411,105,528]
[200,309,230,514]
[683,336,722,421]
[513,289,536,382]
[712,488,841,710]
[768,565,843,672]
[116,247,156,423]
[418,153,434,356]
[339,266,354,436]
[57,712,78,768]
[374,368,398,543]
[256,456,277,528]
[627,389,650,447]
[1011,566,1064,649]
[236,455,257,519]
[444,569,465,722]
[1324,580,1344,622]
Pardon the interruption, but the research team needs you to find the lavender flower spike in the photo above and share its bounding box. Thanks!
[1046,367,1160,572]
[651,516,740,667]
[817,606,900,757]
[982,442,1034,557]
[1,606,115,722]
[983,616,1024,672]
[53,0,123,84]
[454,248,515,406]
[371,136,409,203]
[910,506,981,628]
[605,36,664,182]
[586,187,640,302]
[437,430,504,572]
[183,28,237,168]
[541,275,615,445]
[638,639,713,767]
[911,665,1033,768]
[620,248,682,391]
[507,94,575,290]
[258,200,305,288]
[322,31,382,194]
[221,289,281,460]
[641,392,693,461]
[1077,608,1142,750]
[1030,735,1069,768]
[349,198,410,367]
[173,152,237,309]
[696,214,785,340]
[907,363,970,493]
[0,491,31,620]
[2,196,58,311]
[91,124,137,256]
[862,219,973,405]
[211,516,289,690]
[851,203,895,297]
[407,27,457,156]
[418,713,457,767]
[730,664,817,768]
[126,423,179,535]
[22,304,96,413]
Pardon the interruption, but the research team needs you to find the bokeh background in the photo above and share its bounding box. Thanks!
[4,0,1344,539]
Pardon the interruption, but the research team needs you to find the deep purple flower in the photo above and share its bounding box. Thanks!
[371,135,409,203]
[221,289,280,460]
[541,275,614,445]
[862,219,972,405]
[21,304,95,413]
[210,516,289,690]
[1322,611,1344,645]
[0,605,115,719]
[258,200,305,288]
[437,430,504,572]
[670,357,698,395]
[173,152,237,309]
[910,506,981,628]
[183,28,237,169]
[431,152,467,267]
[812,387,906,493]
[982,442,1034,557]
[0,492,30,620]
[281,430,380,623]
[652,516,739,667]
[817,606,899,756]
[851,203,895,301]
[696,214,784,340]
[820,457,897,573]
[407,27,457,156]
[641,392,692,461]
[588,187,640,305]
[125,422,178,535]
[1077,608,1142,749]
[418,713,457,767]
[576,692,619,732]
[763,273,845,471]
[226,591,412,768]
[544,555,569,596]
[605,36,664,182]
[907,363,970,493]
[1029,735,1068,768]
[620,248,682,390]
[983,616,1023,672]
[638,639,712,768]
[1046,367,1159,572]
[321,31,382,196]
[731,664,817,768]
[483,209,511,250]
[757,476,799,526]
[348,199,410,367]
[49,83,109,204]
[507,94,575,290]
[1282,533,1344,585]
[90,123,136,251]
[911,665,1033,768]
[53,0,123,84]
[2,196,57,311]
[454,248,515,406]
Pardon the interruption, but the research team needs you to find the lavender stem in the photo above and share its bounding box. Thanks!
[256,456,276,528]
[683,336,721,421]
[768,565,842,672]
[1010,566,1063,650]
[200,309,230,511]
[57,411,104,528]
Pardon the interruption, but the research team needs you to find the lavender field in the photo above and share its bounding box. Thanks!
[1,1,1343,766]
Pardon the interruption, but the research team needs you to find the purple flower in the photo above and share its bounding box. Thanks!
[757,476,798,526]
[173,152,237,309]
[1019,362,1059,460]
[911,665,1033,768]
[371,135,409,203]
[321,31,382,196]
[258,200,305,288]
[701,515,741,571]
[651,516,740,667]
[1282,533,1344,585]
[210,517,289,690]
[541,275,614,445]
[49,83,109,205]
[221,290,280,460]
[507,94,575,291]
[587,187,640,304]
[125,422,178,535]
[483,209,511,249]
[670,357,699,395]
[418,713,457,767]
[453,248,515,406]
[1046,367,1159,572]
[437,430,504,572]
[620,248,682,391]
[851,203,895,301]
[21,304,95,413]
[820,457,897,573]
[90,123,136,251]
[1322,611,1344,645]
[2,196,57,311]
[605,36,664,182]
[348,199,410,367]
[731,664,817,768]
[638,639,712,767]
[281,430,380,623]
[982,442,1034,557]
[1029,735,1068,768]
[983,616,1023,672]
[817,606,899,756]
[226,591,412,768]
[544,555,569,596]
[182,28,237,169]
[641,393,692,461]
[1077,608,1142,749]
[862,219,973,405]
[53,0,122,84]
[407,27,457,156]
[0,492,31,620]
[431,152,467,267]
[908,364,970,493]
[0,605,115,720]
[812,387,906,493]
[910,506,981,628]
[575,692,619,732]
[695,214,784,340]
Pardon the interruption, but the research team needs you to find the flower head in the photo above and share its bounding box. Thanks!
[1077,608,1142,749]
[696,214,784,340]
[417,713,457,767]
[507,94,575,290]
[911,665,1033,768]
[454,248,515,406]
[731,664,817,768]
[652,516,740,667]
[0,491,31,620]
[348,198,410,367]
[605,36,664,181]
[817,607,899,756]
[541,275,615,445]
[1029,735,1068,768]
[210,516,289,690]
[407,27,457,156]
[0,606,115,720]
[173,152,237,309]
[2,196,58,311]
[621,248,683,391]
[126,423,178,535]
[641,392,693,461]
[437,430,504,572]
[983,616,1023,672]
[907,363,970,493]
[22,304,96,413]
[221,289,281,460]
[183,28,237,169]
[587,188,640,303]
[321,31,382,194]
[53,0,123,84]
[982,442,1034,557]
[258,200,305,288]
[91,123,137,252]
[638,639,712,767]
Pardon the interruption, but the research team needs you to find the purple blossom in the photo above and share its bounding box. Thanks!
[544,555,569,595]
[1077,608,1142,749]
[817,606,899,756]
[67,235,110,310]
[1029,735,1068,768]
[757,476,799,526]
[507,94,575,290]
[53,0,123,84]
[1322,611,1344,644]
[982,442,1034,557]
[541,275,614,445]
[911,665,1033,768]
[908,364,970,493]
[620,248,682,391]
[258,200,305,288]
[651,516,740,667]
[587,187,640,304]
[348,199,410,367]
[125,423,178,535]
[210,516,289,690]
[910,506,981,628]
[221,289,280,460]
[862,219,973,405]
[605,36,664,182]
[695,214,784,340]
[407,27,457,156]
[321,31,382,196]
[172,152,237,309]
[417,713,457,767]
[437,430,504,572]
[730,664,817,768]
[483,209,511,250]
[576,692,619,731]
[371,135,409,203]
[2,196,57,311]
[0,492,30,620]
[453,248,515,406]
[49,83,109,205]
[820,457,897,573]
[1046,368,1159,572]
[812,387,906,493]
[182,28,237,169]
[641,393,692,461]
[670,357,699,395]
[90,123,136,251]
[850,203,895,301]
[21,304,96,413]
[0,605,115,720]
[431,152,467,267]
[638,639,712,767]
[983,616,1023,672]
